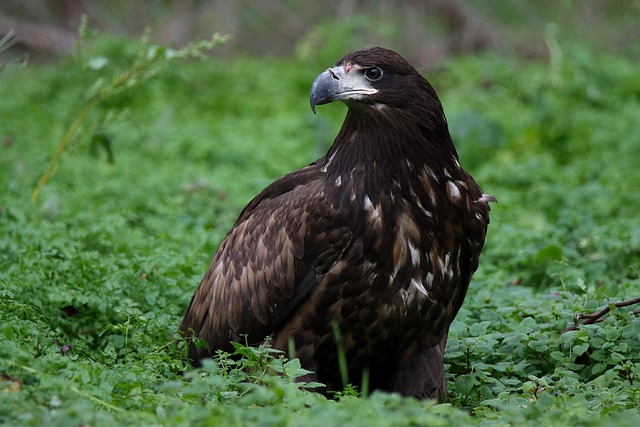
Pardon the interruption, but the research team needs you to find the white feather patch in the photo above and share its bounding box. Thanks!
[411,279,429,297]
[426,272,434,288]
[364,195,380,220]
[408,242,420,267]
[476,193,497,203]
[447,181,461,200]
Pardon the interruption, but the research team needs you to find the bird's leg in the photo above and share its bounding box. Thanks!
[385,335,448,401]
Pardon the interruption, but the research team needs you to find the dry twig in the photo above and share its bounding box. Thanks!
[563,296,640,333]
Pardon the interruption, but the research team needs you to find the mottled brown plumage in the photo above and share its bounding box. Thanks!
[179,47,494,400]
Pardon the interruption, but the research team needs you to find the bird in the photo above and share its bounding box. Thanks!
[178,47,494,401]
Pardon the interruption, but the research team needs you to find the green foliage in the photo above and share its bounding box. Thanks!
[1,32,639,426]
[31,19,230,203]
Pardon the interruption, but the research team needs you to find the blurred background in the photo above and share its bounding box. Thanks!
[2,0,640,66]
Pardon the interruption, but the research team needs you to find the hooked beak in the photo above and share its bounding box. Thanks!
[309,66,377,113]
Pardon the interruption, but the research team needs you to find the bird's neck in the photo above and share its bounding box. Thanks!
[322,107,463,190]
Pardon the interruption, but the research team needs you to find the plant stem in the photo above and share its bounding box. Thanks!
[31,98,99,203]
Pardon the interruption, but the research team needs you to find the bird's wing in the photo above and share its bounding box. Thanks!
[179,166,352,359]
[450,178,493,321]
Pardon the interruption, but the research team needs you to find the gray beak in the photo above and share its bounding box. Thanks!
[309,66,378,114]
[310,67,343,114]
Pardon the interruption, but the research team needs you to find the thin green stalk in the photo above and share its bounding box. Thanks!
[332,321,349,389]
[30,31,229,203]
[69,386,125,413]
[8,360,124,413]
[31,98,99,203]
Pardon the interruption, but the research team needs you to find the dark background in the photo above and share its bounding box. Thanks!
[2,0,639,66]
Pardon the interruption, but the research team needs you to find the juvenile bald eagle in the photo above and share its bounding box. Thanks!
[179,47,494,400]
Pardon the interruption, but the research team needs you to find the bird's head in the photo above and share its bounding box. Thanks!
[310,47,458,173]
[310,47,433,114]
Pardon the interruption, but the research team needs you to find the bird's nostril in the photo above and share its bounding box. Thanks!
[329,68,339,81]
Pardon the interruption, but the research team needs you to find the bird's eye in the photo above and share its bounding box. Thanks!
[364,67,383,82]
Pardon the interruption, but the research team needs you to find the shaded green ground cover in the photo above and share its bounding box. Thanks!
[1,36,639,425]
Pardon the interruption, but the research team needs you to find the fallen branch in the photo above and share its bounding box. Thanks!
[563,296,640,333]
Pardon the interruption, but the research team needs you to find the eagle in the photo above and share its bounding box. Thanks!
[178,47,494,400]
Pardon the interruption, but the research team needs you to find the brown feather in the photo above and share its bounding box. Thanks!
[178,47,494,401]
